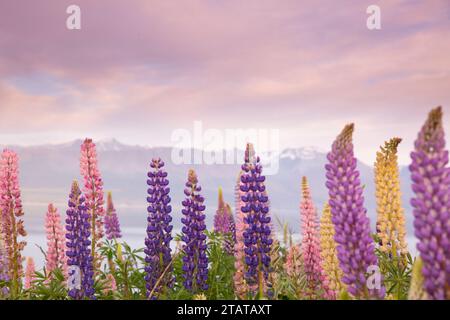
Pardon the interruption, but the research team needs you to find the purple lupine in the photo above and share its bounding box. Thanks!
[65,180,95,300]
[410,107,450,300]
[181,169,208,292]
[325,124,385,299]
[240,143,272,298]
[213,188,236,254]
[104,192,122,240]
[144,158,174,299]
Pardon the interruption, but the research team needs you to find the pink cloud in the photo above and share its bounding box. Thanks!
[0,0,449,164]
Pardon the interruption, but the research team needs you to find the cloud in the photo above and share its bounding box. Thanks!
[0,0,449,164]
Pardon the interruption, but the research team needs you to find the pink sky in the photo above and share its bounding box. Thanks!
[0,0,449,165]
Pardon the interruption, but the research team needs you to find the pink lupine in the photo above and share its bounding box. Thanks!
[300,176,332,299]
[0,238,9,296]
[103,273,117,295]
[285,244,302,278]
[24,257,35,290]
[80,138,105,270]
[233,171,248,299]
[45,203,67,278]
[0,149,26,297]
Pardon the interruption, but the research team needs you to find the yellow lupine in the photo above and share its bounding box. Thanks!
[374,137,408,257]
[193,293,207,300]
[319,203,345,295]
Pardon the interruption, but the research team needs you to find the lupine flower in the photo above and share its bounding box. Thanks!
[213,188,236,254]
[0,239,9,296]
[320,203,345,297]
[103,273,117,295]
[65,180,95,300]
[233,171,248,299]
[409,107,450,300]
[144,158,174,299]
[104,192,122,240]
[80,138,105,270]
[214,187,232,233]
[325,124,385,299]
[285,244,302,278]
[300,176,332,299]
[193,293,207,300]
[45,203,67,278]
[375,138,408,257]
[226,204,236,254]
[181,169,208,292]
[240,143,272,298]
[0,149,27,297]
[24,257,36,290]
[408,257,429,300]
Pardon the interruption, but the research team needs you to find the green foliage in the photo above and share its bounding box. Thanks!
[26,268,68,300]
[2,231,418,300]
[374,233,414,300]
[205,231,235,300]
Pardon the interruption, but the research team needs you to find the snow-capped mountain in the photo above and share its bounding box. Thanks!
[279,146,325,160]
[1,140,414,236]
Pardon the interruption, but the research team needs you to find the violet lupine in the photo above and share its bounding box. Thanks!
[65,180,95,300]
[181,169,208,292]
[214,188,231,233]
[409,106,450,300]
[233,171,248,299]
[213,187,236,254]
[45,203,67,278]
[300,176,332,299]
[0,149,27,297]
[144,158,174,299]
[24,257,36,290]
[240,143,272,298]
[325,124,385,299]
[104,192,122,240]
[80,138,105,270]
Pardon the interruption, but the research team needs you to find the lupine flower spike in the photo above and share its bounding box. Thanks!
[0,238,8,296]
[285,244,302,278]
[409,107,450,300]
[375,138,408,258]
[144,158,174,299]
[65,180,95,300]
[181,169,208,292]
[103,273,117,295]
[320,203,345,297]
[300,176,332,299]
[104,192,122,240]
[213,187,236,254]
[226,204,236,254]
[233,171,248,299]
[240,143,272,298]
[24,257,36,290]
[0,149,27,297]
[45,203,68,278]
[325,124,385,299]
[80,138,105,271]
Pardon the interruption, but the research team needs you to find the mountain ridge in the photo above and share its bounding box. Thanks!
[0,139,414,236]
